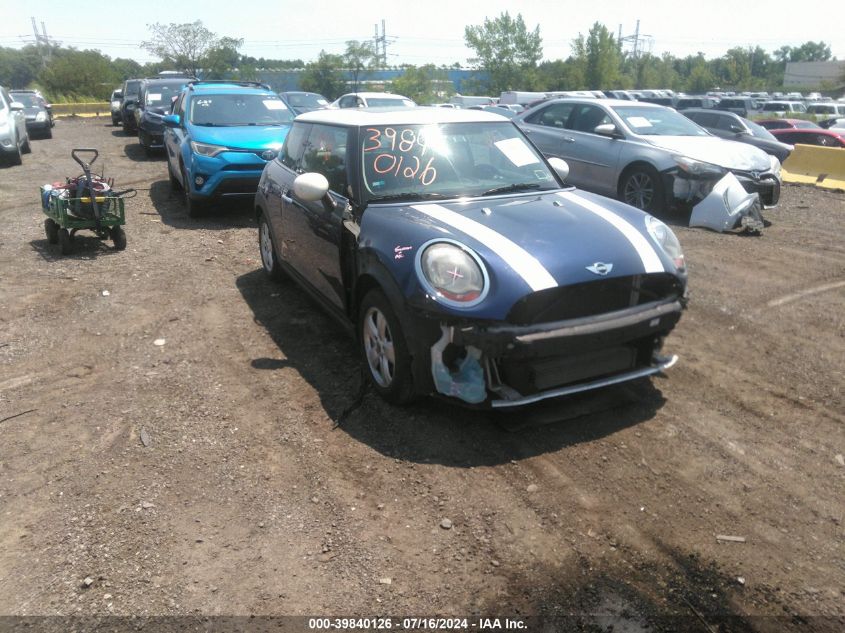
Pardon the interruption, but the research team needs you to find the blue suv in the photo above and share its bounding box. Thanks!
[163,81,293,216]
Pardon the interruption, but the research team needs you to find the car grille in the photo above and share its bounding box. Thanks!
[733,172,780,207]
[214,177,261,195]
[496,344,649,396]
[221,163,265,172]
[506,273,683,326]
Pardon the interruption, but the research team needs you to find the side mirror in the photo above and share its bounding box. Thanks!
[594,123,620,138]
[548,157,570,182]
[9,101,24,111]
[163,114,181,128]
[730,125,747,134]
[293,172,329,201]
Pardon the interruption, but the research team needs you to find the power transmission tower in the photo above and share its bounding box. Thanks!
[373,20,388,67]
[30,17,59,66]
[619,20,652,59]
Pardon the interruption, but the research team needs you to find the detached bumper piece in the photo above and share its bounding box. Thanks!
[689,172,765,234]
[431,299,682,408]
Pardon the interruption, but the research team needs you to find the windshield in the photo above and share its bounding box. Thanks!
[189,94,294,126]
[285,93,327,108]
[11,93,40,107]
[612,105,709,136]
[145,82,186,108]
[361,121,560,203]
[367,97,415,107]
[746,119,777,141]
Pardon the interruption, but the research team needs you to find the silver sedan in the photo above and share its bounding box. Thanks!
[515,98,782,215]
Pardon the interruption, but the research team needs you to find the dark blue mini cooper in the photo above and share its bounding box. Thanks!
[254,108,687,408]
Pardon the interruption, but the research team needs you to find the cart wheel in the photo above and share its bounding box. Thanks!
[58,228,72,255]
[110,226,127,250]
[44,218,59,244]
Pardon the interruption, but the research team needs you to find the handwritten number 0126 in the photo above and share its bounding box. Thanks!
[373,154,437,186]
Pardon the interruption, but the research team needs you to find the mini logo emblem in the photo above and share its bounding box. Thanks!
[586,262,613,276]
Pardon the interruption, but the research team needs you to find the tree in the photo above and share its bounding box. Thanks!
[776,41,833,63]
[300,51,346,100]
[464,12,542,95]
[571,23,622,89]
[141,21,242,77]
[0,46,41,89]
[343,40,379,92]
[391,65,453,103]
[39,48,116,100]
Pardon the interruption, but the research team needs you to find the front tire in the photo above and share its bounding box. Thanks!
[258,212,284,281]
[358,289,415,405]
[167,158,180,190]
[618,165,665,214]
[182,167,206,218]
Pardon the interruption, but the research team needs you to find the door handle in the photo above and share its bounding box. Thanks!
[281,189,292,203]
[562,137,575,143]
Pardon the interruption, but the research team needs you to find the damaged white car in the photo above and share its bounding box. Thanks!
[515,98,780,232]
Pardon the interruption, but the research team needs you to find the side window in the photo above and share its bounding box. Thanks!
[339,96,356,109]
[525,103,575,128]
[715,115,739,131]
[568,104,612,133]
[300,124,349,194]
[281,122,312,172]
[692,112,718,127]
[176,94,186,119]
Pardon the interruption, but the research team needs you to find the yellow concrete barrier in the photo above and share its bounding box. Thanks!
[51,102,109,117]
[781,144,845,191]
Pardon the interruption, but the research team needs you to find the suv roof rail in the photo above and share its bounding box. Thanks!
[187,80,271,91]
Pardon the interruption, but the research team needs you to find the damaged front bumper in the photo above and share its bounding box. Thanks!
[689,172,765,233]
[421,298,684,408]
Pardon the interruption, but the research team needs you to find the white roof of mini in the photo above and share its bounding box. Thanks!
[296,107,510,126]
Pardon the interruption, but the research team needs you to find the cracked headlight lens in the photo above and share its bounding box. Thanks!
[419,242,488,306]
[673,154,726,178]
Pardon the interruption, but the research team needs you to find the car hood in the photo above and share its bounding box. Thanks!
[188,124,291,150]
[362,189,679,320]
[643,135,772,171]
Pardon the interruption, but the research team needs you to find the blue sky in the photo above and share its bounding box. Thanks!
[2,0,842,65]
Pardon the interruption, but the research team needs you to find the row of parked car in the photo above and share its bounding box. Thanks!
[0,86,54,166]
[78,76,844,411]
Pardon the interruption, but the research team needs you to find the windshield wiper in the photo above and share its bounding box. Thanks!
[482,182,543,196]
[368,192,453,203]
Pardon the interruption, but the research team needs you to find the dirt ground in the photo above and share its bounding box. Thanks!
[0,117,843,632]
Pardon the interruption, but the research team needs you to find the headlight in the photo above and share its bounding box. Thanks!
[646,216,685,272]
[111,100,121,108]
[769,154,782,178]
[36,111,47,122]
[190,141,227,158]
[418,241,488,307]
[672,154,726,178]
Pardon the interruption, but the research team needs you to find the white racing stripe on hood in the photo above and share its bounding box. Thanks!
[411,204,557,292]
[557,192,664,274]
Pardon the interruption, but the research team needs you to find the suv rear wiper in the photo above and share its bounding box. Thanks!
[482,183,542,196]
[368,192,453,203]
